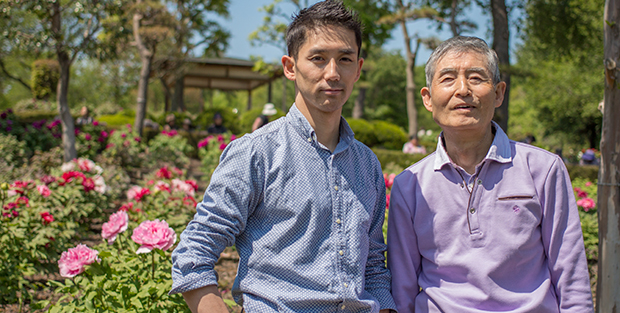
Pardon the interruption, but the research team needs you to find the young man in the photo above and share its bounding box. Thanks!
[387,36,593,312]
[170,1,396,312]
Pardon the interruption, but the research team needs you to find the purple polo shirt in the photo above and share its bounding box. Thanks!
[387,123,593,312]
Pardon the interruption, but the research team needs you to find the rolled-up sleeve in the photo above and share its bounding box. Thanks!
[387,172,420,312]
[364,162,397,311]
[170,137,262,294]
[540,158,594,312]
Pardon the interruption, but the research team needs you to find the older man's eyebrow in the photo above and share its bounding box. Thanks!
[466,67,491,77]
[437,68,457,77]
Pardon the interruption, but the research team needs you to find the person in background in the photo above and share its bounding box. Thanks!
[182,118,193,132]
[580,148,599,165]
[402,135,427,154]
[163,114,177,131]
[75,106,94,125]
[388,36,593,312]
[171,1,396,312]
[252,102,278,132]
[207,112,227,134]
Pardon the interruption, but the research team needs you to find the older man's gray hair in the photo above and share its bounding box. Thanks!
[425,36,501,89]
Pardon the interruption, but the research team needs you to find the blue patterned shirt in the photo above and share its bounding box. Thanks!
[171,105,396,312]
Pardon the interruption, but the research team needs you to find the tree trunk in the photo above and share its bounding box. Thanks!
[172,75,185,112]
[490,0,510,133]
[132,0,153,137]
[159,76,171,112]
[52,1,76,162]
[396,0,418,138]
[597,0,620,310]
[450,0,459,36]
[135,53,153,137]
[353,49,369,119]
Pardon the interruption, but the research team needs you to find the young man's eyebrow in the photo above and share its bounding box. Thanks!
[307,48,356,55]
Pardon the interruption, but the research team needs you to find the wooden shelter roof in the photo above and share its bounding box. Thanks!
[161,57,283,91]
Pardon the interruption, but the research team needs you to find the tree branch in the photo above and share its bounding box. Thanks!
[0,58,31,91]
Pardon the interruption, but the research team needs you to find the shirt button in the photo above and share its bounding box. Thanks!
[344,283,348,288]
[478,179,483,185]
[307,137,312,142]
[334,186,339,191]
[339,250,344,256]
[470,207,476,214]
[336,218,341,224]
[341,304,346,310]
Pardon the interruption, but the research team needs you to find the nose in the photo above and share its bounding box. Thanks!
[324,58,340,81]
[455,76,471,97]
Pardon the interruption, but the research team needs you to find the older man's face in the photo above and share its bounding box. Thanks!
[421,51,505,134]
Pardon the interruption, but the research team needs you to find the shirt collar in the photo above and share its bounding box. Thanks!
[286,104,354,152]
[433,121,512,170]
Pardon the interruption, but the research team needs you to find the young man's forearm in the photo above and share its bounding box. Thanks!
[182,285,229,313]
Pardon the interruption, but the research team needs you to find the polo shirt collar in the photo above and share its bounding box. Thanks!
[434,121,512,170]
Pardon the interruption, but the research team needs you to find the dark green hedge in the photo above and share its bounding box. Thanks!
[372,148,427,170]
[14,110,58,123]
[347,118,408,150]
[566,164,599,181]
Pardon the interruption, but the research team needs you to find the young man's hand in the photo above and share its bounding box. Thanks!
[182,285,228,313]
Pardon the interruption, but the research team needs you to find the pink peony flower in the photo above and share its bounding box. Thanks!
[197,138,209,148]
[155,181,171,192]
[121,133,127,138]
[37,184,51,198]
[585,181,593,187]
[41,211,54,224]
[134,137,141,142]
[101,211,129,244]
[77,158,95,172]
[16,196,29,207]
[85,134,92,141]
[385,173,396,189]
[230,134,236,141]
[386,193,391,210]
[219,143,227,150]
[93,176,107,194]
[131,219,176,254]
[41,175,56,185]
[126,185,143,200]
[217,134,224,142]
[185,179,198,192]
[93,120,99,126]
[171,179,195,197]
[58,244,100,277]
[118,202,134,212]
[577,198,596,212]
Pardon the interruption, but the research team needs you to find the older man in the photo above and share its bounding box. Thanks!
[171,1,396,312]
[387,36,593,312]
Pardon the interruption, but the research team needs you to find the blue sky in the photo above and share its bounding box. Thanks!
[215,0,521,65]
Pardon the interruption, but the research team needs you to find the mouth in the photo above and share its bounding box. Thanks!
[453,103,476,110]
[322,88,344,96]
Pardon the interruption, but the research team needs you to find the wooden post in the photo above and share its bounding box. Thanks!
[596,0,620,311]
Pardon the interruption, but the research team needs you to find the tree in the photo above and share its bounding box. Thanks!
[1,0,114,161]
[131,0,175,136]
[489,0,510,132]
[423,0,477,36]
[168,0,230,112]
[378,1,440,138]
[597,0,620,310]
[249,0,308,112]
[514,0,604,148]
[342,0,395,119]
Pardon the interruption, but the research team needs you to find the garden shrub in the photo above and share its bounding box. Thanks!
[100,126,150,177]
[195,107,243,135]
[12,99,57,112]
[75,122,110,160]
[372,148,427,170]
[566,164,598,181]
[97,111,135,129]
[13,109,58,122]
[238,106,285,134]
[147,131,193,169]
[197,134,237,181]
[31,59,60,101]
[371,120,408,150]
[347,119,378,147]
[0,109,62,158]
[347,118,408,150]
[0,133,27,168]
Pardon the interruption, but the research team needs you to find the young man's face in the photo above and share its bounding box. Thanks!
[421,51,505,133]
[282,25,363,115]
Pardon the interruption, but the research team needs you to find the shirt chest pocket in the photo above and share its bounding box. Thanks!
[493,194,543,240]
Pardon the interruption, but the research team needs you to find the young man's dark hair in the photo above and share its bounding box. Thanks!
[285,0,363,59]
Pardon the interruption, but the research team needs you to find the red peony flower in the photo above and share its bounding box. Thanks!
[118,202,135,212]
[156,166,173,179]
[183,196,197,207]
[16,196,29,207]
[82,177,95,192]
[41,211,54,224]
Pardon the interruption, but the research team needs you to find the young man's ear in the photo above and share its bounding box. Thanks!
[282,55,296,81]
